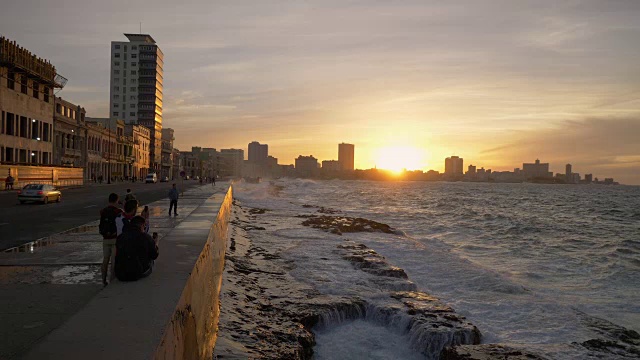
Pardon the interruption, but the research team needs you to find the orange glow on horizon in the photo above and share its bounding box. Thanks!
[373,146,427,173]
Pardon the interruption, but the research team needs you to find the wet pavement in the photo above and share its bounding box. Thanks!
[0,183,226,360]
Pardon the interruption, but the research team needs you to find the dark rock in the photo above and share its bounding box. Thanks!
[301,215,396,234]
[441,344,548,360]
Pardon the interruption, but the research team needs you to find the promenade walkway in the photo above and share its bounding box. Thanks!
[0,183,227,359]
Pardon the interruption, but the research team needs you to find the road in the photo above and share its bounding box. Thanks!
[0,180,200,251]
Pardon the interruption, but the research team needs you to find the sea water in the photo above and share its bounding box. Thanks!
[233,179,640,359]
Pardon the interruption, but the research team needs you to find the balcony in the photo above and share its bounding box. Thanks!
[63,148,82,158]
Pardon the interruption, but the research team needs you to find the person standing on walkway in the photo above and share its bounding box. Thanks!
[99,193,123,286]
[168,183,179,216]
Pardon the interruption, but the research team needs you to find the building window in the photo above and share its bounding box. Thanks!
[131,54,137,59]
[7,71,15,90]
[130,112,136,116]
[1,111,4,135]
[44,123,51,142]
[131,79,136,83]
[124,45,128,52]
[131,62,136,66]
[114,70,120,75]
[130,96,136,100]
[130,87,136,91]
[31,120,39,140]
[114,104,119,108]
[114,61,120,66]
[115,44,120,49]
[6,113,15,135]
[32,82,39,99]
[19,116,28,138]
[114,86,120,91]
[20,76,28,94]
[113,112,119,116]
[43,87,50,103]
[132,45,137,50]
[130,104,136,108]
[131,70,136,75]
[114,95,120,100]
[115,53,120,58]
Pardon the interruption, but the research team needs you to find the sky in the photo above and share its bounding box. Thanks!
[2,0,639,184]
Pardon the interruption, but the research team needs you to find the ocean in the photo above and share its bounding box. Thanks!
[232,179,640,359]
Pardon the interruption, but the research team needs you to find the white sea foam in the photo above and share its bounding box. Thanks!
[233,180,640,359]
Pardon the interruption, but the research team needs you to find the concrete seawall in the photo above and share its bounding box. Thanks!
[154,187,232,359]
[23,186,233,359]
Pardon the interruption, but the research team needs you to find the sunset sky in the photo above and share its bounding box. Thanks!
[2,0,639,184]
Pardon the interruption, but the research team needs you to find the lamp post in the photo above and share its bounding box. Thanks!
[107,127,111,184]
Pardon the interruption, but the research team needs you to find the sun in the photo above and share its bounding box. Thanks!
[374,146,425,173]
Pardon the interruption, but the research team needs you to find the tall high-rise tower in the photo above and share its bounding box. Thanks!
[248,141,268,164]
[338,143,355,171]
[565,164,572,184]
[109,33,164,171]
[445,156,464,176]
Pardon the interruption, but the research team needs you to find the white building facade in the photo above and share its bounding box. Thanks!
[109,33,164,173]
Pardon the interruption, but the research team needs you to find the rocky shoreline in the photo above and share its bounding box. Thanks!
[213,194,639,359]
[213,200,520,359]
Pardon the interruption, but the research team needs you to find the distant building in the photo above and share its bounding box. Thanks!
[86,118,134,180]
[565,164,573,184]
[445,156,464,177]
[0,36,65,166]
[171,148,181,180]
[338,143,355,171]
[584,174,593,184]
[125,123,150,180]
[219,148,244,177]
[53,97,86,170]
[161,128,174,180]
[322,160,341,171]
[522,159,552,179]
[295,155,319,177]
[109,33,164,172]
[248,141,268,164]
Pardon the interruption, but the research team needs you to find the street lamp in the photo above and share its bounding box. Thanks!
[107,127,111,184]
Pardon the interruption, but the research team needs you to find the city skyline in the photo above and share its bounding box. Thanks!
[1,1,639,184]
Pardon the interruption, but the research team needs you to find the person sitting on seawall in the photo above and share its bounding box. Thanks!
[115,216,159,281]
[115,199,139,236]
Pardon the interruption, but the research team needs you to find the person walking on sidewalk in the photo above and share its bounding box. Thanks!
[5,174,14,190]
[124,188,137,203]
[168,183,179,216]
[99,193,123,286]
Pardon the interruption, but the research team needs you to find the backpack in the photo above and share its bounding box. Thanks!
[99,207,120,237]
[125,193,136,202]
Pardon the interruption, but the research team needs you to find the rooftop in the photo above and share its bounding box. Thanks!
[124,33,156,44]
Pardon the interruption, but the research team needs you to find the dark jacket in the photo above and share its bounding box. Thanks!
[114,224,159,281]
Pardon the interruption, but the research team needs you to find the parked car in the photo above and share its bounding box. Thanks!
[18,184,61,204]
[145,173,158,183]
[160,176,169,182]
